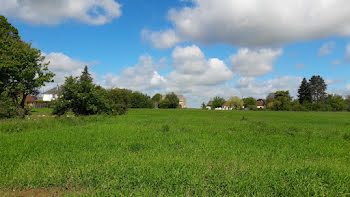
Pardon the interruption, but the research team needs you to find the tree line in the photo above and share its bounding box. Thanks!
[205,75,350,112]
[53,66,181,116]
[0,16,180,118]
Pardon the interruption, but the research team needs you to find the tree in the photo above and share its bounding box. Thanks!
[165,92,179,108]
[201,102,207,110]
[269,91,292,111]
[227,96,243,110]
[212,96,226,109]
[152,93,162,108]
[309,75,327,103]
[53,66,124,116]
[346,95,350,111]
[298,78,311,104]
[130,92,153,108]
[266,93,275,105]
[325,94,346,111]
[107,88,132,107]
[243,97,257,109]
[0,16,54,117]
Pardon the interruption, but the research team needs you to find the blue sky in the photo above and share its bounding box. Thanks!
[2,0,350,107]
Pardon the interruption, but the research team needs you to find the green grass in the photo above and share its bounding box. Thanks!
[0,109,350,196]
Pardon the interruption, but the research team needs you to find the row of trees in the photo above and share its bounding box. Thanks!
[204,75,350,112]
[53,66,181,116]
[0,16,54,118]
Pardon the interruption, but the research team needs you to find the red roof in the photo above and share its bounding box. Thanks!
[25,95,36,104]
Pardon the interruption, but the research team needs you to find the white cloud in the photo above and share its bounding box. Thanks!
[0,0,121,25]
[148,0,350,48]
[326,78,344,85]
[331,59,342,66]
[236,76,303,99]
[229,48,282,76]
[142,29,181,49]
[318,42,336,56]
[346,43,350,60]
[102,55,166,92]
[43,52,89,85]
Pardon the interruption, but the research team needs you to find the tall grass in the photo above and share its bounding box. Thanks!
[0,109,349,196]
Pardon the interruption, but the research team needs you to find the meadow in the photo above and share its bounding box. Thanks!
[0,109,350,196]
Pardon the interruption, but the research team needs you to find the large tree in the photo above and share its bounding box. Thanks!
[325,94,346,111]
[309,75,327,103]
[0,16,54,116]
[211,96,226,109]
[243,97,257,108]
[268,91,292,111]
[53,66,119,116]
[227,96,244,110]
[297,78,311,104]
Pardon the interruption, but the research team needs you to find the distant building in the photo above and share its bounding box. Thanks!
[43,86,61,101]
[161,94,187,108]
[257,99,265,109]
[25,95,36,106]
[206,101,213,110]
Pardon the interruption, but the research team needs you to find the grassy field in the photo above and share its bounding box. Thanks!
[0,109,350,196]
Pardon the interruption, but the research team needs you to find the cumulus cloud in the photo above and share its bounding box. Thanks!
[236,76,302,98]
[318,42,336,56]
[43,52,90,85]
[0,0,121,25]
[147,0,350,48]
[142,29,181,49]
[229,48,282,76]
[102,55,166,93]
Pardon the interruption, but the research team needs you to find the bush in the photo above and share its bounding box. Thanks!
[130,92,154,108]
[159,99,171,109]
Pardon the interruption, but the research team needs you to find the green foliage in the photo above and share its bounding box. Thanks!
[227,96,244,110]
[0,16,54,118]
[345,95,350,111]
[211,96,226,109]
[152,93,162,108]
[53,66,125,116]
[309,75,327,103]
[325,94,346,111]
[1,109,350,195]
[159,92,179,109]
[298,78,312,104]
[107,88,132,107]
[130,92,153,108]
[243,97,257,109]
[201,102,207,110]
[267,91,292,111]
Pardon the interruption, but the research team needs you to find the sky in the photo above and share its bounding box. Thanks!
[1,0,350,108]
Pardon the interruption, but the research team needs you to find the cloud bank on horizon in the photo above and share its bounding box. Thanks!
[1,0,350,107]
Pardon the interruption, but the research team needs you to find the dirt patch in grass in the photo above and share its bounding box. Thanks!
[0,188,87,197]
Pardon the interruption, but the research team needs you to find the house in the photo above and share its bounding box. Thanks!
[257,99,265,109]
[25,95,36,106]
[222,101,233,110]
[161,94,187,108]
[206,101,213,110]
[43,86,61,101]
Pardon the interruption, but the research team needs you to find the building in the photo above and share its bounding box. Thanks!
[257,99,265,109]
[161,94,187,108]
[24,95,36,106]
[43,86,61,101]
